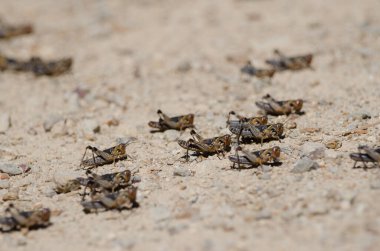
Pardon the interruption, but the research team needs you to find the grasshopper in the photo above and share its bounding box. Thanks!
[350,146,380,169]
[81,186,138,214]
[80,170,132,200]
[0,204,51,232]
[227,111,268,128]
[229,146,281,169]
[255,94,303,115]
[241,61,276,79]
[265,49,313,71]
[0,55,72,76]
[229,122,284,145]
[148,110,194,132]
[0,21,32,39]
[178,130,231,160]
[80,139,136,169]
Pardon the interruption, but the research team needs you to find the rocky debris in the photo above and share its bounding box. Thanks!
[291,157,319,173]
[0,179,10,189]
[0,113,11,133]
[173,167,194,177]
[325,139,342,149]
[2,188,19,201]
[0,146,18,160]
[286,121,297,129]
[43,114,63,132]
[0,163,30,176]
[132,175,142,183]
[0,173,10,179]
[301,142,326,159]
[349,112,371,121]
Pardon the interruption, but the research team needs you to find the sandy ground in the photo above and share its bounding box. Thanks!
[0,0,380,250]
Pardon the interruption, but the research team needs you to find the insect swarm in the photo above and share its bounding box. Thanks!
[178,130,231,160]
[148,110,194,132]
[350,145,380,169]
[240,61,276,79]
[255,94,303,116]
[265,49,313,71]
[0,204,51,233]
[80,139,136,169]
[229,146,281,169]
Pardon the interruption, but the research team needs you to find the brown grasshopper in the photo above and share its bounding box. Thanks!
[80,170,132,200]
[148,109,194,132]
[0,21,33,39]
[80,139,136,169]
[265,49,313,71]
[241,61,276,79]
[178,130,231,160]
[81,186,138,214]
[255,94,303,116]
[227,111,268,128]
[350,146,380,169]
[229,122,284,145]
[0,55,72,76]
[229,146,281,169]
[0,204,51,232]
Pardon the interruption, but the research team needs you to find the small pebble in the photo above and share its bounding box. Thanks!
[2,188,19,201]
[0,163,23,175]
[301,142,326,159]
[291,157,319,173]
[43,114,63,132]
[0,179,10,189]
[0,147,17,160]
[78,119,101,140]
[286,121,297,129]
[173,167,194,177]
[132,175,142,183]
[0,113,11,133]
[325,139,342,149]
[349,112,371,121]
[0,173,10,179]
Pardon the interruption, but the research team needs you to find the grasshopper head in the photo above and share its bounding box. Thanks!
[37,208,51,222]
[222,134,232,148]
[180,114,194,127]
[304,54,313,65]
[112,144,127,157]
[289,99,303,113]
[270,146,281,159]
[267,123,284,137]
